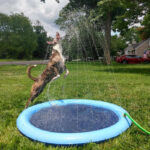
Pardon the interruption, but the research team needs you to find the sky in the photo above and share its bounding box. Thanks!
[0,0,69,37]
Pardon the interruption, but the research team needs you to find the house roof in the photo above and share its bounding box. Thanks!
[134,38,150,50]
[125,38,150,51]
[132,41,143,48]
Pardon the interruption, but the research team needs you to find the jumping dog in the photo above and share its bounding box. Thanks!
[25,49,69,108]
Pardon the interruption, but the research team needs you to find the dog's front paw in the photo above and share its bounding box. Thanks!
[51,74,60,82]
[64,70,69,78]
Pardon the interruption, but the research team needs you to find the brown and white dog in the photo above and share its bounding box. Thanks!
[25,49,69,108]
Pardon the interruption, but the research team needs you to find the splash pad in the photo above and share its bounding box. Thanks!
[17,99,131,145]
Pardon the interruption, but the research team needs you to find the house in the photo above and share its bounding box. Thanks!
[124,38,150,57]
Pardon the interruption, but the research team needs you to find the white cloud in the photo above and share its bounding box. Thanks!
[0,0,69,37]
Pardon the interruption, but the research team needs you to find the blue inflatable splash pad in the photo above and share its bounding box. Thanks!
[17,99,131,145]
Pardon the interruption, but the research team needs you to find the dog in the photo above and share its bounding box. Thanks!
[25,49,69,108]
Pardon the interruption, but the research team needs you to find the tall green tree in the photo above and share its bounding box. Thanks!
[0,13,10,58]
[90,0,125,64]
[42,0,150,62]
[56,0,126,64]
[33,21,50,59]
[111,35,127,55]
[113,0,150,37]
[123,28,141,43]
[0,13,37,59]
[137,14,150,40]
[56,9,103,60]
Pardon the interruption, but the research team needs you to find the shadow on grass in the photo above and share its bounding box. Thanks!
[97,67,150,76]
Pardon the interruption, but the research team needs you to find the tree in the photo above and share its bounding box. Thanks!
[0,13,10,58]
[123,27,141,44]
[111,35,127,56]
[0,13,37,59]
[137,14,150,40]
[42,0,150,63]
[113,0,150,37]
[33,21,51,59]
[56,9,103,60]
[90,0,125,64]
[56,0,126,64]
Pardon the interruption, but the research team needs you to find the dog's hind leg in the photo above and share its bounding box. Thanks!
[25,96,35,109]
[25,91,40,108]
[25,80,46,108]
[51,66,60,82]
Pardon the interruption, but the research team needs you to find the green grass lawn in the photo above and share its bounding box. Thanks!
[0,62,150,150]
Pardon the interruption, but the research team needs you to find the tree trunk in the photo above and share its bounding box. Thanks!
[103,13,112,64]
[80,42,88,60]
[81,46,87,60]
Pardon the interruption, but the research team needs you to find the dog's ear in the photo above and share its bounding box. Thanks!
[40,0,45,3]
[41,0,59,3]
[56,0,60,3]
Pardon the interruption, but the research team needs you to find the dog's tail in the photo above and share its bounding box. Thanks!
[27,65,38,81]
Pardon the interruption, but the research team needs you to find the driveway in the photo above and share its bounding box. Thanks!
[0,60,49,66]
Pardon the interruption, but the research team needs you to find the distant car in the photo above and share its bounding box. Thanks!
[116,55,150,64]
